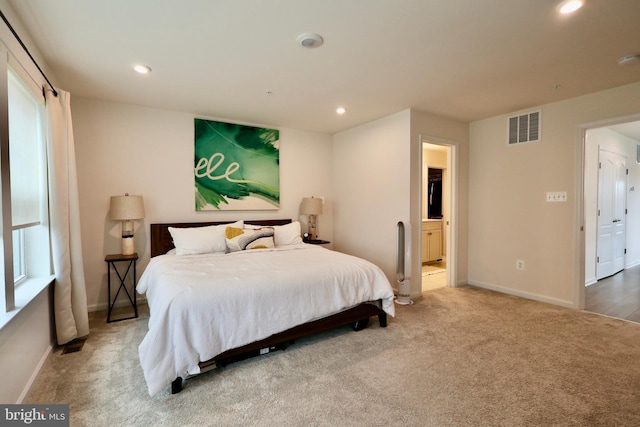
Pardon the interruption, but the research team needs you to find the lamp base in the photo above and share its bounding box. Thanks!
[308,230,317,240]
[308,219,318,240]
[122,237,135,255]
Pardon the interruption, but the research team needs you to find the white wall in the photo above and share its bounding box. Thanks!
[584,127,640,285]
[468,82,640,308]
[333,109,469,299]
[0,289,54,403]
[71,97,334,311]
[333,110,411,286]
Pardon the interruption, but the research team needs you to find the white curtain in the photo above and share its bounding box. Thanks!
[46,88,89,345]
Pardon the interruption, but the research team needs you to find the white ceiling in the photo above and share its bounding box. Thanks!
[608,121,640,142]
[6,0,640,134]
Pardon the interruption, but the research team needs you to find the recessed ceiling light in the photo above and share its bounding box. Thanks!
[296,33,323,48]
[558,0,583,14]
[133,64,152,74]
[336,107,346,115]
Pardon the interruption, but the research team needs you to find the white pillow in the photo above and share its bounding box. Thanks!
[274,221,303,246]
[244,221,303,247]
[169,220,243,255]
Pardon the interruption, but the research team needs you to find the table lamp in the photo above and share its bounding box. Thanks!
[109,193,145,255]
[300,196,323,240]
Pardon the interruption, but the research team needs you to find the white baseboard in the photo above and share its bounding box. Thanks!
[17,344,53,404]
[88,296,147,313]
[467,279,575,309]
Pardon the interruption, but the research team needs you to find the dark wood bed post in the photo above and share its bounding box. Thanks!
[378,312,388,327]
[171,377,182,394]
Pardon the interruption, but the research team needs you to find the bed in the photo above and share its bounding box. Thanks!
[138,219,395,395]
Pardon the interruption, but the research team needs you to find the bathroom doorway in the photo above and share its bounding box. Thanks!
[421,142,451,292]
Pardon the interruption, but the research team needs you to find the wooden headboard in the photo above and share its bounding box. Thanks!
[150,219,292,257]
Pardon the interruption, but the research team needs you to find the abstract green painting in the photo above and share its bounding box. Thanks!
[194,119,280,210]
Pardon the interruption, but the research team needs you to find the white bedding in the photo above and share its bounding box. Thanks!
[137,244,395,396]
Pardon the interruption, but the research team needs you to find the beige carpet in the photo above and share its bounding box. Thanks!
[26,286,640,426]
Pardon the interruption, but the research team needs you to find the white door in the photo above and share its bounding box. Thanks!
[596,149,627,280]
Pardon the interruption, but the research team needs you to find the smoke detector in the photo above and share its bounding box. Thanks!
[618,53,640,66]
[296,33,323,48]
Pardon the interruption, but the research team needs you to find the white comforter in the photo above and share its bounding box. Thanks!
[137,244,395,396]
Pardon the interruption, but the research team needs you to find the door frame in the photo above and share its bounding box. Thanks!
[420,135,458,289]
[575,113,640,309]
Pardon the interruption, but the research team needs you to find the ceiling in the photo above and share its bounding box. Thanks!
[608,121,640,142]
[6,0,640,134]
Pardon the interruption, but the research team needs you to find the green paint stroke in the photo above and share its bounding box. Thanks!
[194,119,280,210]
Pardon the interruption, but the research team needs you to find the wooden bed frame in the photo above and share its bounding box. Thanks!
[149,219,388,394]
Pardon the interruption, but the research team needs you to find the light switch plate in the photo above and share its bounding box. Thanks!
[546,191,567,202]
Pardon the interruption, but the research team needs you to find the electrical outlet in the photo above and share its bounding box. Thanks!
[516,260,525,270]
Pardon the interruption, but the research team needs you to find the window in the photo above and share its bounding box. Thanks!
[1,67,51,312]
[12,229,25,283]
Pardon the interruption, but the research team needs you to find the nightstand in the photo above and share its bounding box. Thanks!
[303,239,331,245]
[105,253,138,322]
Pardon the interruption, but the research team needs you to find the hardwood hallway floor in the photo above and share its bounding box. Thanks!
[585,265,640,323]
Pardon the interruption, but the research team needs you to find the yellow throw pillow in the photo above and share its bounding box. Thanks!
[225,227,275,252]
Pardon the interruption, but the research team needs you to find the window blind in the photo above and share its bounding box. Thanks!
[8,70,44,228]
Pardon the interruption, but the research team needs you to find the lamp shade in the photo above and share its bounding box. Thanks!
[300,197,323,215]
[109,194,145,220]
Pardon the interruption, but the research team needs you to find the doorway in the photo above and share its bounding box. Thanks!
[581,118,640,319]
[421,142,452,292]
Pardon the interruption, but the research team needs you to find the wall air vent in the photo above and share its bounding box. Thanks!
[508,110,541,145]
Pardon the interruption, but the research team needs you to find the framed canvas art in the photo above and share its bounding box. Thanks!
[194,119,280,210]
